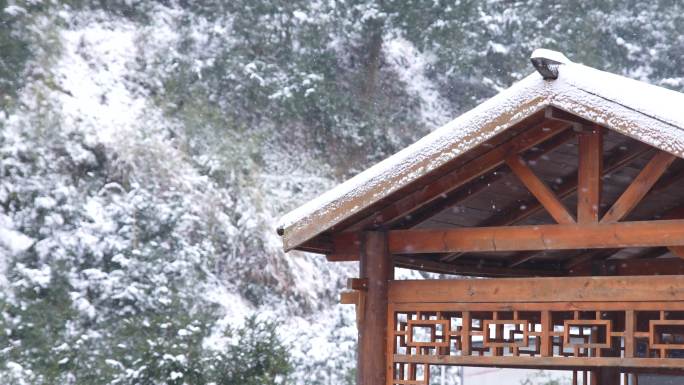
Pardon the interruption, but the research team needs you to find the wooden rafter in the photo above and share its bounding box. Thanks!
[601,150,676,223]
[388,219,684,254]
[651,158,684,192]
[344,120,570,232]
[394,129,577,230]
[577,128,603,223]
[505,155,575,224]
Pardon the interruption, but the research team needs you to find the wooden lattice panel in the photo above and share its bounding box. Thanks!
[387,277,684,384]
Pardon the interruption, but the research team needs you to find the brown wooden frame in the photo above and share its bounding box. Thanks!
[388,275,684,384]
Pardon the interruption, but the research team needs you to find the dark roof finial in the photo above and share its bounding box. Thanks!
[530,49,570,80]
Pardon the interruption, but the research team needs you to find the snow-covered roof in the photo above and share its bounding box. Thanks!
[278,49,684,252]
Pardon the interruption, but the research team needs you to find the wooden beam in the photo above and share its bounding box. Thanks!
[479,140,651,227]
[346,121,570,231]
[388,219,684,254]
[577,128,603,223]
[393,255,559,277]
[395,129,577,229]
[506,155,575,224]
[388,275,684,304]
[601,150,676,223]
[651,158,684,192]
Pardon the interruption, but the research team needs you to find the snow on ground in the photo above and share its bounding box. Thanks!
[56,21,145,144]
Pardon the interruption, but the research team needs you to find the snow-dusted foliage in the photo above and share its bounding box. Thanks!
[0,0,683,384]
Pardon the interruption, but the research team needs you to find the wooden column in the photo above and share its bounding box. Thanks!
[358,231,392,385]
[577,127,603,224]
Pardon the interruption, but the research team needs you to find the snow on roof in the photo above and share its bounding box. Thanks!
[278,49,684,252]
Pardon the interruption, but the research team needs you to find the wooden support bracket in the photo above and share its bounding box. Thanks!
[347,277,369,291]
[341,277,369,326]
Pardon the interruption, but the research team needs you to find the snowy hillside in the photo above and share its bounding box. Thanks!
[1,1,683,384]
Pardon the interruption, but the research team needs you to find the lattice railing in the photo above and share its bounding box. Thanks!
[387,277,684,385]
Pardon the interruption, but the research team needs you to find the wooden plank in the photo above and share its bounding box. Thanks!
[393,354,684,369]
[347,121,569,231]
[388,219,684,254]
[505,155,575,224]
[577,128,603,223]
[601,151,676,223]
[391,301,684,312]
[358,232,391,385]
[393,255,559,277]
[387,275,684,304]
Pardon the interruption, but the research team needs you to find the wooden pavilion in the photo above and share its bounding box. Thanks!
[277,49,684,385]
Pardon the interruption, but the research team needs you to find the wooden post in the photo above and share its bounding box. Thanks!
[625,310,635,358]
[577,127,603,224]
[358,231,392,385]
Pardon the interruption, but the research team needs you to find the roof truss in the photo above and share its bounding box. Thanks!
[326,114,684,277]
